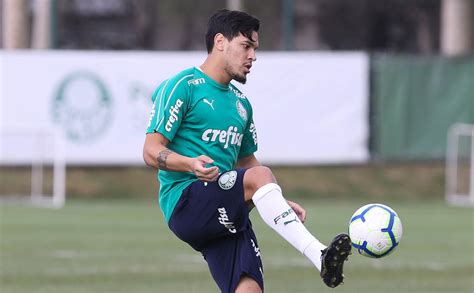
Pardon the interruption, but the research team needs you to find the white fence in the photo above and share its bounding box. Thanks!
[0,127,65,208]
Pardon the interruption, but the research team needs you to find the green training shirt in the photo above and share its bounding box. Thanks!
[146,67,258,222]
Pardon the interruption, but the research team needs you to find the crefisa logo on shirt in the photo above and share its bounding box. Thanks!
[201,126,243,149]
[165,99,183,132]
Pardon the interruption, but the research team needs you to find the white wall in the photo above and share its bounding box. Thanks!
[0,51,369,165]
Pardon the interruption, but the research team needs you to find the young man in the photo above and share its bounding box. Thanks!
[143,9,351,292]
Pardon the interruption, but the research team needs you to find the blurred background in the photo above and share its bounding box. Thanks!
[1,0,472,52]
[1,0,473,292]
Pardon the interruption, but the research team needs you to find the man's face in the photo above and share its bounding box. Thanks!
[223,31,259,84]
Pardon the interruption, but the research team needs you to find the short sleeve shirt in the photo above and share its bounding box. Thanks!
[146,67,258,222]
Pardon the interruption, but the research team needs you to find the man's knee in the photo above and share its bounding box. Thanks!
[243,166,276,202]
[245,166,275,186]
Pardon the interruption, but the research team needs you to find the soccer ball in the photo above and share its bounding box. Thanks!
[348,203,403,258]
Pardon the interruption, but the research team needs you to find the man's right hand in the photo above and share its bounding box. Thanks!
[190,155,220,182]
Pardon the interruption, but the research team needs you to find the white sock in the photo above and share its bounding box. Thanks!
[252,183,327,271]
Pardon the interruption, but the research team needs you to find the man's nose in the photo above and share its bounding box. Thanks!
[249,49,257,61]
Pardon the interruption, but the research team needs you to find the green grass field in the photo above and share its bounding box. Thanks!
[1,198,473,292]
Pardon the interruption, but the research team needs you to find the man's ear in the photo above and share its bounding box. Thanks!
[214,33,226,52]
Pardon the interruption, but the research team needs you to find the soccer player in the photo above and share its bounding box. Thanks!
[143,9,351,292]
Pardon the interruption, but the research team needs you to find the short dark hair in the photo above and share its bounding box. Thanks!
[205,9,260,53]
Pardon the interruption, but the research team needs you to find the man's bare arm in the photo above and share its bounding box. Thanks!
[143,133,189,171]
[157,149,173,170]
[143,133,219,181]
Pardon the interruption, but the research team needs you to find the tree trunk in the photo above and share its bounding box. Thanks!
[32,0,53,49]
[3,0,29,49]
[441,0,473,56]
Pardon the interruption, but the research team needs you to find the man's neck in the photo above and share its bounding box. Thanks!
[200,56,231,85]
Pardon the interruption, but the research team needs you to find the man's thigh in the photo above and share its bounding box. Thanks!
[169,169,250,251]
[203,226,264,293]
